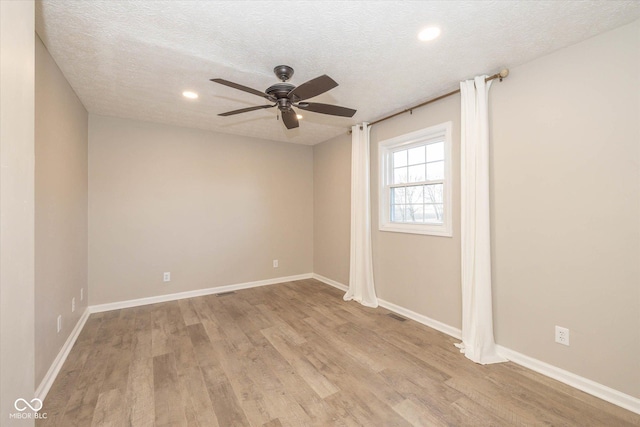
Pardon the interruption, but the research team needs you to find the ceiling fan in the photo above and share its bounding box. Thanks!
[211,65,356,130]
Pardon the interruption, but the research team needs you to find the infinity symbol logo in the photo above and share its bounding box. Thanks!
[14,398,43,412]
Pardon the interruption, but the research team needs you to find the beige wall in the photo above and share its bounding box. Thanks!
[313,20,640,398]
[313,96,462,328]
[0,1,36,424]
[35,36,88,386]
[89,115,313,305]
[313,132,351,284]
[491,20,639,397]
[370,95,463,329]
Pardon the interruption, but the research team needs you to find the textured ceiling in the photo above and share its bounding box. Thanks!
[36,1,640,145]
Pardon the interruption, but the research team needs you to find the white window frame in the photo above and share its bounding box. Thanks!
[378,121,452,237]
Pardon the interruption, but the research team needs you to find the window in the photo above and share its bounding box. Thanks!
[379,122,452,236]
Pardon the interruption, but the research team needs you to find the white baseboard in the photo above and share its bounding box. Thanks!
[311,273,639,415]
[312,273,462,339]
[35,307,90,401]
[89,273,313,313]
[496,345,640,415]
[376,298,463,340]
[312,273,349,292]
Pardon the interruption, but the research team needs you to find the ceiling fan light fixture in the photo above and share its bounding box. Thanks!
[418,26,441,41]
[296,114,303,120]
[182,91,199,99]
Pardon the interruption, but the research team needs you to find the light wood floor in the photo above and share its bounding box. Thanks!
[39,279,640,426]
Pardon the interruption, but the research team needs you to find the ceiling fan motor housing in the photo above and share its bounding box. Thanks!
[266,82,299,110]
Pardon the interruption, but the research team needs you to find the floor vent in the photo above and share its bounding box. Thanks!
[387,313,407,322]
[216,291,236,297]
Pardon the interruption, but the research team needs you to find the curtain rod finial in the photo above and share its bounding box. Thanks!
[499,69,509,79]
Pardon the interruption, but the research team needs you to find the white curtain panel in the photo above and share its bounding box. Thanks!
[345,123,379,308]
[456,76,505,364]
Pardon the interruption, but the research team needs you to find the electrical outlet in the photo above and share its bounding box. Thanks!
[57,315,62,333]
[72,297,75,312]
[273,260,279,268]
[80,288,83,301]
[555,326,570,346]
[163,272,171,282]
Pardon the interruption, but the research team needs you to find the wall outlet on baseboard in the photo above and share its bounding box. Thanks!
[273,260,279,268]
[57,315,62,333]
[555,325,570,346]
[163,272,171,282]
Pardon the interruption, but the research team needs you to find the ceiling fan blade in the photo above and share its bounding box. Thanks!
[218,104,275,116]
[288,75,338,101]
[210,78,271,99]
[281,109,299,129]
[297,102,356,117]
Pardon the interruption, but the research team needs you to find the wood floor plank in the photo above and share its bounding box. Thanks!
[393,397,449,427]
[154,352,189,426]
[123,351,155,427]
[450,396,525,427]
[445,374,581,426]
[90,388,125,427]
[203,295,254,352]
[191,296,225,342]
[325,390,412,427]
[189,321,252,426]
[40,279,640,427]
[261,325,340,399]
[303,316,385,373]
[55,317,116,427]
[177,363,221,427]
[261,419,283,427]
[151,304,172,357]
[298,335,406,409]
[240,333,337,425]
[199,362,252,426]
[100,340,133,395]
[178,298,201,326]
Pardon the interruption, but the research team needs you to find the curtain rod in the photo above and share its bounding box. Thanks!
[349,68,509,133]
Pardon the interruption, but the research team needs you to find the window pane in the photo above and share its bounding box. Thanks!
[434,204,444,221]
[408,146,425,165]
[391,187,405,204]
[424,183,443,203]
[426,141,444,162]
[393,150,407,168]
[394,167,408,184]
[406,185,424,203]
[407,205,424,223]
[391,205,404,222]
[426,160,444,180]
[424,204,443,224]
[408,164,425,182]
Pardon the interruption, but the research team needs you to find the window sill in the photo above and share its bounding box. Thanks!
[379,223,452,237]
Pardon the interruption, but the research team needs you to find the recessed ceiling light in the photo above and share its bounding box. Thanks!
[182,91,198,99]
[296,114,303,120]
[418,26,441,41]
